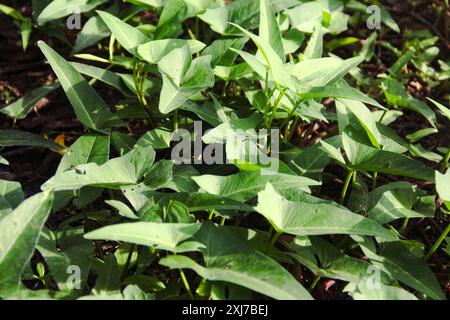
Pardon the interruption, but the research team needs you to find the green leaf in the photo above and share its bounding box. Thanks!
[345,282,418,300]
[199,0,261,36]
[0,155,8,166]
[70,62,133,96]
[342,126,435,181]
[388,51,414,77]
[290,237,375,283]
[0,129,63,150]
[303,24,323,59]
[427,98,450,121]
[143,160,173,189]
[160,223,313,300]
[0,83,60,120]
[129,190,254,213]
[0,179,23,210]
[111,132,136,154]
[93,254,121,294]
[289,135,342,179]
[202,37,247,67]
[363,183,433,224]
[436,171,450,210]
[84,222,201,252]
[299,83,383,109]
[382,78,437,127]
[158,46,214,114]
[355,238,445,300]
[259,0,284,60]
[97,10,149,56]
[406,128,438,143]
[106,200,139,220]
[193,171,320,202]
[57,134,110,173]
[292,56,363,87]
[285,1,348,34]
[73,15,110,53]
[122,274,165,293]
[230,22,295,91]
[0,4,26,21]
[380,6,400,33]
[138,39,206,64]
[254,183,395,239]
[42,146,155,191]
[37,228,92,293]
[0,190,54,296]
[337,98,383,148]
[38,41,123,131]
[37,0,108,24]
[136,129,173,149]
[20,19,32,51]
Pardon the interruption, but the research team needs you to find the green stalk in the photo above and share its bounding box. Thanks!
[340,171,354,205]
[264,68,270,127]
[108,34,115,61]
[173,110,179,132]
[440,149,450,173]
[372,172,378,190]
[309,275,321,292]
[174,253,194,300]
[424,223,450,261]
[268,89,285,128]
[266,231,281,254]
[179,268,195,300]
[379,109,388,123]
[399,217,409,236]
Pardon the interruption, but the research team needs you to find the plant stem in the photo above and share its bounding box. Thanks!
[108,35,115,61]
[266,231,281,254]
[179,268,195,300]
[268,90,285,128]
[372,172,378,190]
[441,149,450,173]
[208,210,214,220]
[173,110,179,131]
[340,171,354,205]
[264,68,269,127]
[309,275,321,292]
[399,217,409,236]
[174,253,194,300]
[424,222,450,261]
[379,109,388,123]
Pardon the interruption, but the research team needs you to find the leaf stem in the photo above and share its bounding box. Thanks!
[266,231,281,254]
[208,210,214,220]
[340,171,354,205]
[440,149,450,173]
[174,253,194,300]
[400,217,409,236]
[372,171,378,190]
[424,222,450,261]
[309,275,321,292]
[179,268,195,300]
[173,110,179,132]
[268,90,285,128]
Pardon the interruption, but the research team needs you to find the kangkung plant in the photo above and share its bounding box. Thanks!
[0,0,449,300]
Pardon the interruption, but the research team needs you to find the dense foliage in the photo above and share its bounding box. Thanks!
[0,0,449,300]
